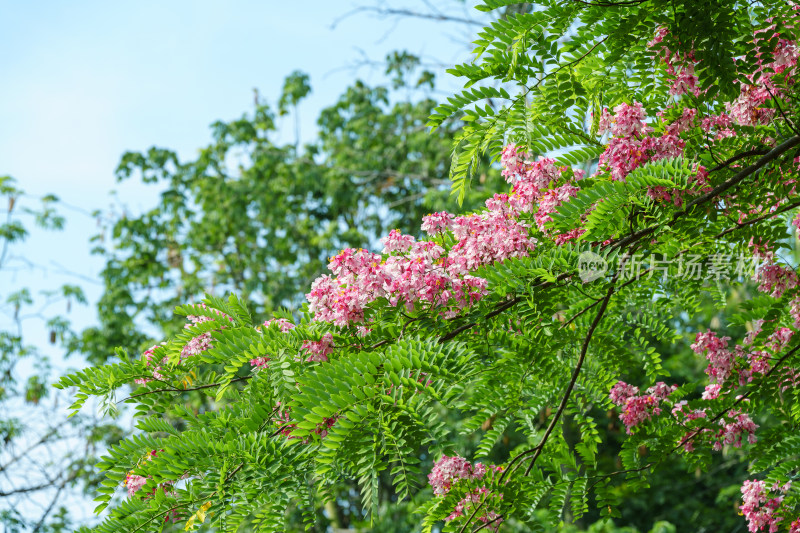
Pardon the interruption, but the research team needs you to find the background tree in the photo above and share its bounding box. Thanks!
[0,176,122,532]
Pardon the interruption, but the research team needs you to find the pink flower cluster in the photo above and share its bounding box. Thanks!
[714,410,759,450]
[306,221,505,324]
[701,113,736,140]
[649,26,798,131]
[740,479,792,533]
[725,27,798,127]
[690,330,781,387]
[767,327,793,353]
[645,23,800,169]
[755,264,799,298]
[648,28,701,98]
[792,297,800,330]
[609,381,677,433]
[691,331,736,383]
[499,146,584,241]
[124,473,148,497]
[679,294,800,453]
[727,79,779,127]
[428,455,504,528]
[595,101,702,194]
[749,238,775,263]
[428,455,485,496]
[180,305,233,359]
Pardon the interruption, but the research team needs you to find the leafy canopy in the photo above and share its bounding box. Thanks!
[59,1,800,532]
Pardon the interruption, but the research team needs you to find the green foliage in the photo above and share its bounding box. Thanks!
[59,1,800,531]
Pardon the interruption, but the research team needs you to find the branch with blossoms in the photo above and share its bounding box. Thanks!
[468,339,800,532]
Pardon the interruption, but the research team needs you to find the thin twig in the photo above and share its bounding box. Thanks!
[119,375,252,403]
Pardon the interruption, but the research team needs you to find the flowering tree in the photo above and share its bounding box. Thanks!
[59,1,800,531]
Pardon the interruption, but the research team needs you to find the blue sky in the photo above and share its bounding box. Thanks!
[0,1,481,523]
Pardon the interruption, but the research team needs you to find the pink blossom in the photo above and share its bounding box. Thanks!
[701,113,734,135]
[521,157,563,191]
[702,384,721,400]
[648,382,678,399]
[726,78,779,127]
[429,456,504,529]
[421,212,454,235]
[665,107,697,135]
[553,227,585,245]
[740,479,788,532]
[597,107,615,136]
[767,327,793,352]
[749,238,775,263]
[672,401,707,422]
[500,143,526,181]
[534,184,580,230]
[670,62,700,97]
[180,330,213,359]
[747,349,772,378]
[772,39,799,74]
[427,455,475,496]
[594,102,690,183]
[791,297,800,329]
[446,488,503,531]
[382,229,415,254]
[609,381,639,404]
[264,318,296,333]
[691,331,735,383]
[716,411,758,449]
[124,474,147,497]
[744,320,764,346]
[180,305,232,359]
[754,264,799,298]
[447,211,537,274]
[608,102,651,137]
[647,26,669,49]
[609,381,676,433]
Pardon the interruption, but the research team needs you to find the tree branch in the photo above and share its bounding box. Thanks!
[460,255,629,532]
[119,375,252,403]
[611,135,800,252]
